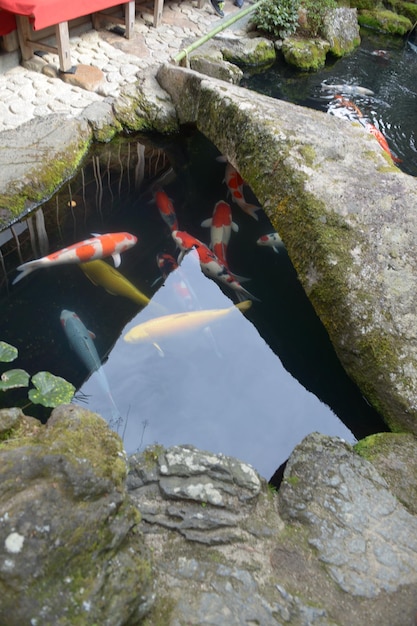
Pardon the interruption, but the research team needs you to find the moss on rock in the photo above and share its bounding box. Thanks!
[385,0,417,23]
[222,39,276,67]
[0,404,155,625]
[0,116,92,226]
[355,432,417,514]
[358,8,413,34]
[281,37,330,71]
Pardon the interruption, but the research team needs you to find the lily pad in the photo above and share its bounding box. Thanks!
[29,371,75,408]
[0,341,18,363]
[0,368,30,390]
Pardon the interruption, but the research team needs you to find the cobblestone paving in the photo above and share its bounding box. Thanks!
[0,0,239,132]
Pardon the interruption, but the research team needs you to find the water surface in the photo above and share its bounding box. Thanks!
[242,29,417,176]
[0,126,388,481]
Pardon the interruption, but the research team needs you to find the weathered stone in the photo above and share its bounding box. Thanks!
[358,8,413,35]
[279,433,417,598]
[322,7,361,57]
[190,55,243,84]
[130,439,417,626]
[281,36,330,71]
[0,407,41,437]
[355,432,417,515]
[127,444,262,545]
[0,114,92,224]
[0,404,154,626]
[80,99,123,142]
[113,66,178,133]
[220,36,276,67]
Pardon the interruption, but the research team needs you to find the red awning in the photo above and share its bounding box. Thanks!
[0,0,126,30]
[0,8,17,34]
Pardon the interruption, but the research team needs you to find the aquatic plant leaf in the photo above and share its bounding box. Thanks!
[0,368,30,390]
[29,371,75,407]
[0,341,18,363]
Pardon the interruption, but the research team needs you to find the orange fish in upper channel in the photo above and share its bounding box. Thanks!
[361,121,402,164]
[12,232,137,284]
[224,163,262,221]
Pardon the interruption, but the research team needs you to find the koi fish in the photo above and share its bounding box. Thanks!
[12,232,137,285]
[172,230,258,301]
[171,229,211,263]
[153,251,196,310]
[321,82,374,96]
[224,163,262,221]
[331,94,363,118]
[156,252,178,280]
[124,300,252,346]
[361,120,401,163]
[257,232,283,253]
[371,50,389,59]
[60,309,121,427]
[151,252,179,287]
[201,200,238,267]
[80,259,150,308]
[154,189,179,232]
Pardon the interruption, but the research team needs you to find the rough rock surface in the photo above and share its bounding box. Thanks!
[157,63,417,436]
[281,37,330,71]
[0,115,91,223]
[127,437,417,626]
[1,403,417,625]
[0,405,154,626]
[279,433,417,599]
[355,431,417,515]
[322,7,361,56]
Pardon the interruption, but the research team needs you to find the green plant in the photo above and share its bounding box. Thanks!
[301,0,337,37]
[252,0,301,39]
[0,340,75,409]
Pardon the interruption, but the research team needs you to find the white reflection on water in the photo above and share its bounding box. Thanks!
[79,252,355,480]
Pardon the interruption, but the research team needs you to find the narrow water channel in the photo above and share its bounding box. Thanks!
[241,29,417,177]
[0,124,388,481]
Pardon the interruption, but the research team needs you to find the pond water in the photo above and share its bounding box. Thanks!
[242,29,417,177]
[0,125,387,482]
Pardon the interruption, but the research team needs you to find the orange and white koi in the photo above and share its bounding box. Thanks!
[154,188,179,232]
[201,200,238,267]
[224,163,261,221]
[256,232,283,254]
[333,94,363,117]
[172,230,259,302]
[171,229,210,262]
[327,95,363,123]
[12,232,137,284]
[361,120,401,163]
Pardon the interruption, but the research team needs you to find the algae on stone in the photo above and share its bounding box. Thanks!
[281,37,330,71]
[0,404,155,625]
[358,8,412,34]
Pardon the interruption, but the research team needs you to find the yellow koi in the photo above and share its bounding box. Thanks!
[124,300,252,345]
[80,259,150,308]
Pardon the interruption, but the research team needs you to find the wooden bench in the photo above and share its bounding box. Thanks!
[0,0,136,72]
